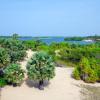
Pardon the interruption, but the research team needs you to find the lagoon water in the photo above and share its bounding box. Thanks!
[19,37,94,45]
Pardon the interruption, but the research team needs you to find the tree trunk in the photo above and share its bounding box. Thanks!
[81,73,88,81]
[39,80,44,90]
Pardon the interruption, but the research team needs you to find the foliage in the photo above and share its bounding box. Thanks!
[73,57,100,83]
[9,50,26,62]
[27,51,55,81]
[0,77,7,87]
[0,36,26,63]
[85,70,98,83]
[4,63,25,86]
[1,38,26,51]
[72,66,80,80]
[24,40,46,51]
[23,40,100,67]
[0,48,10,68]
[57,44,100,66]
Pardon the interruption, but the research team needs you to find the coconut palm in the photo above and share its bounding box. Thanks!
[27,51,55,90]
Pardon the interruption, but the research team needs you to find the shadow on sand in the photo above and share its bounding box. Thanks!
[25,79,50,89]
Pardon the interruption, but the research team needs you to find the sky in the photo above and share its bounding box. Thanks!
[0,0,100,36]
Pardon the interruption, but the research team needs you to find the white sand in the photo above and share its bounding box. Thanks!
[19,49,35,71]
[1,50,100,100]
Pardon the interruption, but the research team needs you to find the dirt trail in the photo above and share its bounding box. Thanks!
[19,49,35,71]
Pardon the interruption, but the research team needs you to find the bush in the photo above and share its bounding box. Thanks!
[27,51,55,90]
[97,69,100,81]
[73,66,80,80]
[0,37,26,63]
[85,70,98,83]
[4,63,25,86]
[73,57,100,83]
[0,48,10,68]
[1,38,26,51]
[9,50,26,62]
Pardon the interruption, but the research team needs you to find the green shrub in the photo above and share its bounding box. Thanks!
[9,50,26,62]
[1,38,26,51]
[73,57,99,83]
[0,36,26,63]
[27,51,55,89]
[85,70,98,83]
[4,63,25,86]
[73,66,80,80]
[94,66,100,82]
[0,48,10,68]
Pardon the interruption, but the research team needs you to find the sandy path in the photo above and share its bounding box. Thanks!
[19,49,35,71]
[1,50,99,100]
[1,68,81,100]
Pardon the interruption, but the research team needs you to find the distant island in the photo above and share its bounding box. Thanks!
[64,35,100,41]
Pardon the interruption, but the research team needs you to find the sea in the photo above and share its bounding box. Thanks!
[19,37,94,45]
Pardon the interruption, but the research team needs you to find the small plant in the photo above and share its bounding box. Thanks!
[4,63,25,86]
[27,51,55,90]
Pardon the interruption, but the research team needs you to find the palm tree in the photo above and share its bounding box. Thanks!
[27,51,55,90]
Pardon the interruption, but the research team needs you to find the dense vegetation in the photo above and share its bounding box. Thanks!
[23,40,100,66]
[0,34,26,87]
[27,51,55,90]
[0,36,26,62]
[0,34,100,86]
[24,39,100,83]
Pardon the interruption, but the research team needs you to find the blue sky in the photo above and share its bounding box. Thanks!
[0,0,100,36]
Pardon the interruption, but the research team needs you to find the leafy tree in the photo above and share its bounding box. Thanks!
[27,51,55,90]
[4,63,25,86]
